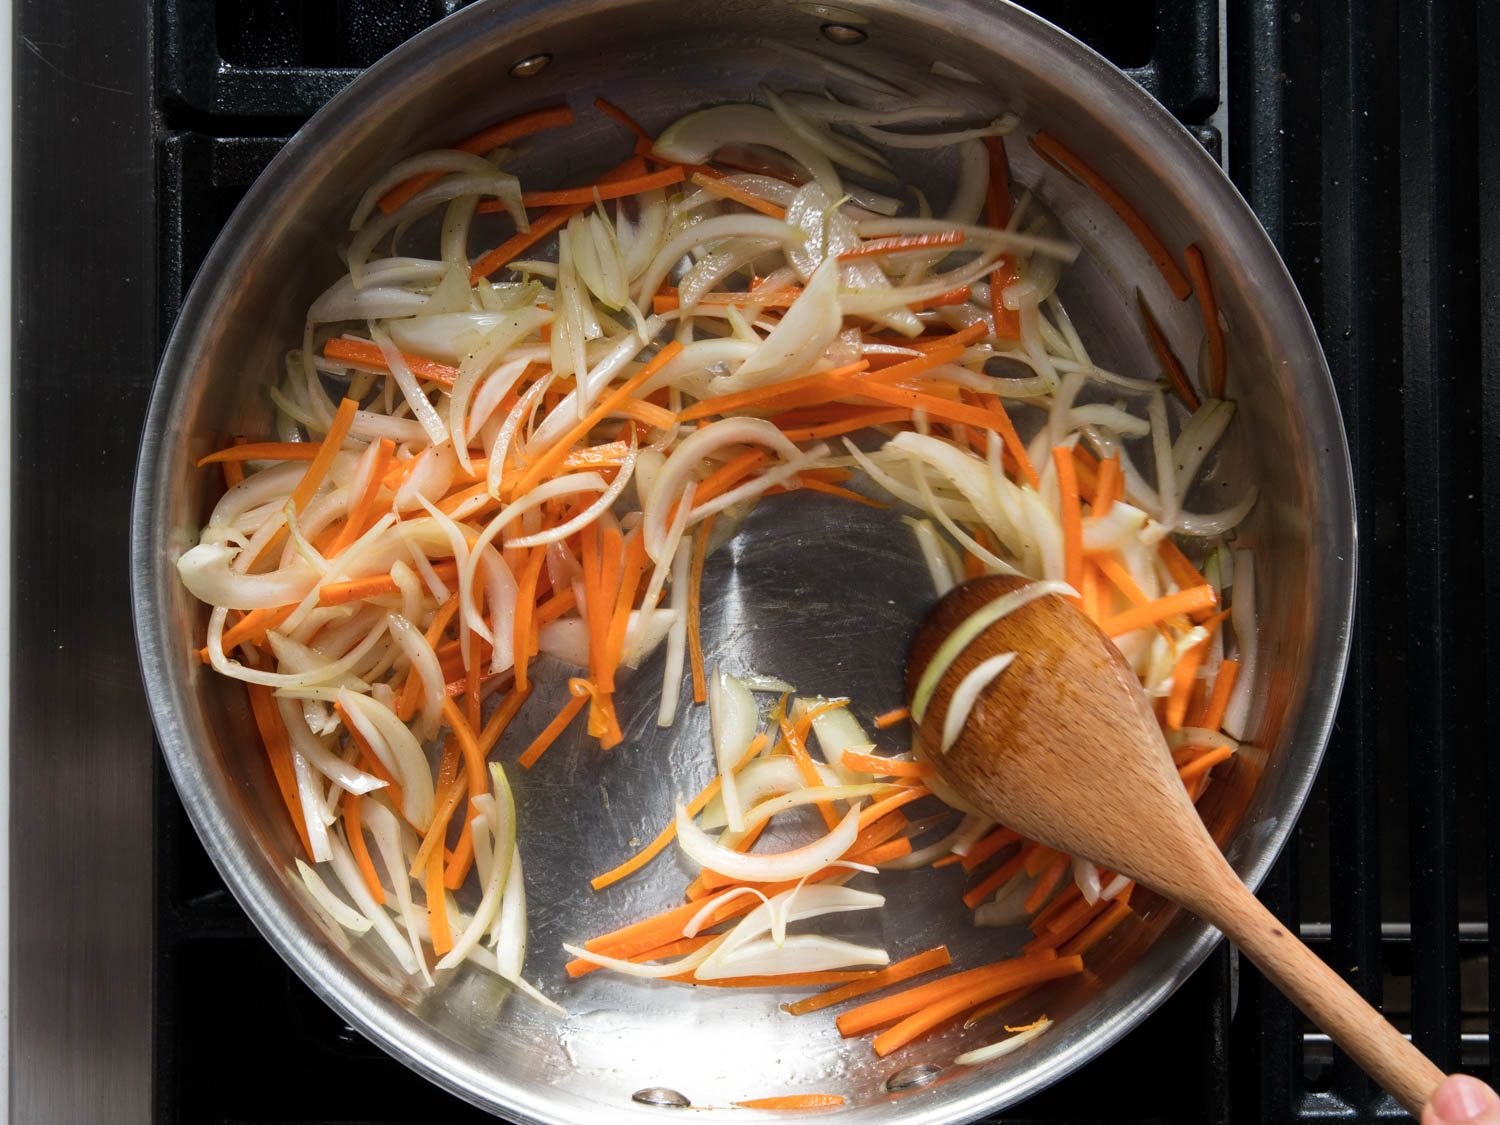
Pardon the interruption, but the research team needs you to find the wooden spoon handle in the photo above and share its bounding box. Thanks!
[1203,876,1443,1114]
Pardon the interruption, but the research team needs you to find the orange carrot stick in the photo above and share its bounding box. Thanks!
[838,750,933,779]
[1138,290,1201,410]
[872,707,909,729]
[1093,453,1121,514]
[782,716,840,830]
[839,231,965,261]
[983,137,1021,340]
[1032,131,1192,300]
[322,337,460,387]
[317,560,461,607]
[1059,898,1134,957]
[676,360,872,423]
[425,843,453,956]
[734,1094,846,1110]
[1184,243,1227,398]
[470,202,588,282]
[1201,658,1241,732]
[785,946,953,1016]
[517,165,686,208]
[837,952,1069,1039]
[1098,585,1218,636]
[288,397,359,514]
[245,682,314,857]
[594,96,653,143]
[690,171,788,219]
[1053,446,1084,596]
[870,955,1084,1056]
[1177,745,1234,785]
[960,826,1021,872]
[197,441,320,466]
[342,795,386,905]
[962,849,1028,910]
[1024,852,1069,913]
[509,339,685,497]
[518,689,588,769]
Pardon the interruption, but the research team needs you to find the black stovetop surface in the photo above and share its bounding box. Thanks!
[13,0,1497,1121]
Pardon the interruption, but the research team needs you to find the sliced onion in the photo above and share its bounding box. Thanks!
[905,517,958,597]
[358,800,433,983]
[697,935,889,980]
[178,543,319,611]
[940,652,1016,753]
[538,608,675,668]
[1175,487,1259,537]
[675,801,861,883]
[337,689,436,830]
[1073,857,1103,906]
[740,783,892,831]
[295,858,372,933]
[562,935,727,979]
[437,763,516,970]
[1222,549,1258,739]
[641,417,804,560]
[653,104,841,196]
[323,829,421,974]
[633,214,804,310]
[710,670,759,833]
[700,757,839,829]
[853,115,1015,149]
[912,581,1076,722]
[954,1018,1053,1065]
[716,243,837,389]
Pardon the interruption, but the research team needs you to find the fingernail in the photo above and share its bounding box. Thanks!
[1433,1075,1493,1121]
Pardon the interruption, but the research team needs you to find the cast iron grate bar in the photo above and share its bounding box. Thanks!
[1481,0,1500,1100]
[1397,0,1481,1077]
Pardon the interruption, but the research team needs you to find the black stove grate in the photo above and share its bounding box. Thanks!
[13,0,1491,1120]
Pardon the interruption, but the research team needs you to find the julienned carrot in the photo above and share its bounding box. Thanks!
[839,231,966,261]
[327,438,396,556]
[872,707,910,729]
[734,1094,847,1110]
[1178,745,1234,785]
[694,448,768,506]
[678,971,876,989]
[1137,290,1201,411]
[856,785,930,830]
[1031,131,1193,301]
[534,586,578,628]
[833,376,1028,450]
[517,164,686,208]
[838,749,934,779]
[426,843,453,956]
[962,849,1028,910]
[785,946,953,1016]
[1184,243,1227,398]
[471,202,588,283]
[1201,658,1241,732]
[1164,612,1228,731]
[318,560,461,607]
[687,512,715,705]
[910,284,973,311]
[589,732,770,891]
[342,795,386,905]
[690,171,788,219]
[782,717,840,830]
[1028,881,1084,935]
[323,337,459,387]
[245,681,314,857]
[220,438,247,487]
[600,532,649,693]
[478,683,532,758]
[983,137,1021,341]
[594,96,653,143]
[1091,554,1150,611]
[653,288,804,312]
[1092,453,1122,514]
[959,826,1021,872]
[1023,852,1069,912]
[377,104,575,213]
[509,339,685,497]
[676,360,872,422]
[518,689,589,769]
[1059,898,1134,957]
[1053,447,1084,596]
[1099,585,1217,637]
[197,441,320,466]
[288,397,359,515]
[511,547,547,693]
[784,478,887,508]
[870,954,1084,1057]
[441,696,488,802]
[837,951,1061,1038]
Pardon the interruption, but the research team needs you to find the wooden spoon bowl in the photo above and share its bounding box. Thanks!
[910,575,1443,1116]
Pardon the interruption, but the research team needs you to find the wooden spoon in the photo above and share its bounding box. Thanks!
[909,574,1444,1115]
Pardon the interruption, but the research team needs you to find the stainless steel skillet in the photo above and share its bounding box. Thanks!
[131,1,1354,1120]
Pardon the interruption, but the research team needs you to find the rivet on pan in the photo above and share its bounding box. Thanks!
[883,1063,942,1092]
[820,23,868,45]
[632,1087,692,1108]
[509,53,552,78]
